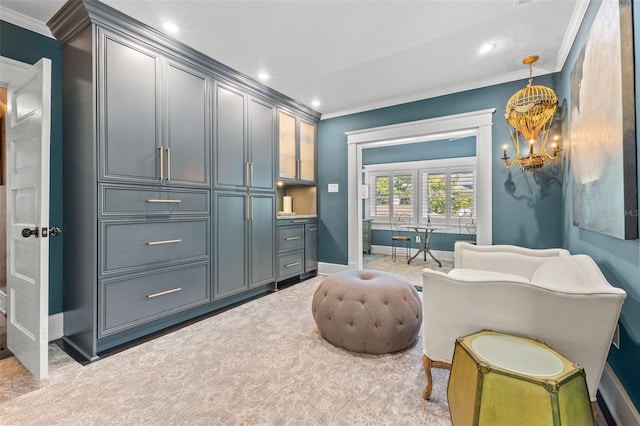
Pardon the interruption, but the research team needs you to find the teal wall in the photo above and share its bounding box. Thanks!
[364,136,477,251]
[318,74,565,265]
[362,136,476,164]
[0,21,64,315]
[558,0,640,410]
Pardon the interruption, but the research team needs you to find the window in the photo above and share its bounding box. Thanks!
[365,157,476,232]
[370,173,415,220]
[422,168,475,227]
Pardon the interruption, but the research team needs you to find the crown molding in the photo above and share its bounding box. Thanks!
[0,5,54,39]
[48,0,321,122]
[556,0,590,70]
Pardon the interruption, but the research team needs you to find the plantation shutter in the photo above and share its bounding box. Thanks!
[422,171,446,224]
[450,170,475,221]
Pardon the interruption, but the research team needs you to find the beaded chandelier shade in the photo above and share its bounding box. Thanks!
[502,56,560,172]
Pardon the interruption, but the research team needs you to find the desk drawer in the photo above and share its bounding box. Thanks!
[100,219,208,276]
[99,263,209,337]
[277,225,304,253]
[100,185,209,217]
[278,251,304,279]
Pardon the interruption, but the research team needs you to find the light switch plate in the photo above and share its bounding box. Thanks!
[328,184,339,193]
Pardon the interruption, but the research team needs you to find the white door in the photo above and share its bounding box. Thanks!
[6,58,51,380]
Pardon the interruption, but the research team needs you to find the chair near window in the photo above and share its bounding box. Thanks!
[390,214,412,262]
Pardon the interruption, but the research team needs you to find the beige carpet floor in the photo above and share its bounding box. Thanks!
[363,253,452,288]
[0,276,452,425]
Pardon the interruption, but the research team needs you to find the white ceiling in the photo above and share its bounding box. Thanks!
[1,0,589,118]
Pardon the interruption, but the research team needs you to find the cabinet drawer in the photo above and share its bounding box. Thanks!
[100,185,209,217]
[99,263,209,337]
[277,225,304,252]
[100,219,208,276]
[277,217,316,226]
[278,251,304,280]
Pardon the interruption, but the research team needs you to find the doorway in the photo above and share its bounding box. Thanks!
[346,108,496,271]
[0,85,9,360]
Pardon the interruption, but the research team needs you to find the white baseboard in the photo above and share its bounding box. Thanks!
[48,312,64,341]
[318,262,352,275]
[600,363,640,425]
[0,290,6,314]
[370,245,454,261]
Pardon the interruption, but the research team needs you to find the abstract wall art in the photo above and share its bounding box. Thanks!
[570,0,638,240]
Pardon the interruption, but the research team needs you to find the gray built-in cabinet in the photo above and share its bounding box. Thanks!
[276,218,318,284]
[213,84,277,299]
[49,0,319,361]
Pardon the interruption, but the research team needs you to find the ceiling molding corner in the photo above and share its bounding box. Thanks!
[556,0,590,70]
[0,5,55,39]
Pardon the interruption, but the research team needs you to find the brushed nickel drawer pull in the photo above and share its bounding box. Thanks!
[284,236,300,241]
[146,199,182,203]
[291,220,307,223]
[285,261,300,268]
[146,287,182,299]
[166,147,171,181]
[308,227,317,232]
[158,146,164,180]
[146,239,182,246]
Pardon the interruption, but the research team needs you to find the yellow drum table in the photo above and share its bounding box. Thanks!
[448,330,593,426]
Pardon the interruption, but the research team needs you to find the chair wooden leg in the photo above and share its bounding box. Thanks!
[422,354,451,400]
[422,355,434,400]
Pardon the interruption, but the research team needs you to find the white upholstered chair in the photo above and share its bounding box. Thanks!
[421,242,626,408]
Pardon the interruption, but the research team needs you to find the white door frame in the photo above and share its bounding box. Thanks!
[346,108,495,270]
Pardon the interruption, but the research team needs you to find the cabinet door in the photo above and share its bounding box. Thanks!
[305,223,318,272]
[165,60,209,187]
[249,194,275,288]
[248,98,275,191]
[299,120,315,182]
[100,31,160,183]
[213,192,247,299]
[215,84,246,190]
[278,111,296,180]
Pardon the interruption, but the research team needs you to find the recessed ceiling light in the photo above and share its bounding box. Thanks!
[163,22,179,34]
[258,72,270,81]
[311,99,321,108]
[479,43,496,55]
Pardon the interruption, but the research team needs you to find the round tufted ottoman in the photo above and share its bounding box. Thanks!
[311,269,422,354]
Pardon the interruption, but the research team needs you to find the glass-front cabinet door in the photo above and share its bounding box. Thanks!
[299,120,315,182]
[278,111,297,180]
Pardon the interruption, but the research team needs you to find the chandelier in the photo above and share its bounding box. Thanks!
[502,55,560,172]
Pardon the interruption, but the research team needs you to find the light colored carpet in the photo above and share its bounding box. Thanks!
[363,253,452,288]
[0,276,452,425]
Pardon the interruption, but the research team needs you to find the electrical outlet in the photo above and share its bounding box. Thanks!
[612,324,620,349]
[415,235,421,243]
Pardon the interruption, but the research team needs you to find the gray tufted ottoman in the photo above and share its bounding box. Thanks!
[311,269,422,354]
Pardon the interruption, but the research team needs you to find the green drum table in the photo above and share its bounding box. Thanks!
[447,330,593,426]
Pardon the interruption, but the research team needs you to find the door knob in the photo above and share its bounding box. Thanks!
[21,227,39,238]
[40,227,62,238]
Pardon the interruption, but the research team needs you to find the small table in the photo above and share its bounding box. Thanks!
[448,330,593,426]
[406,226,441,267]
